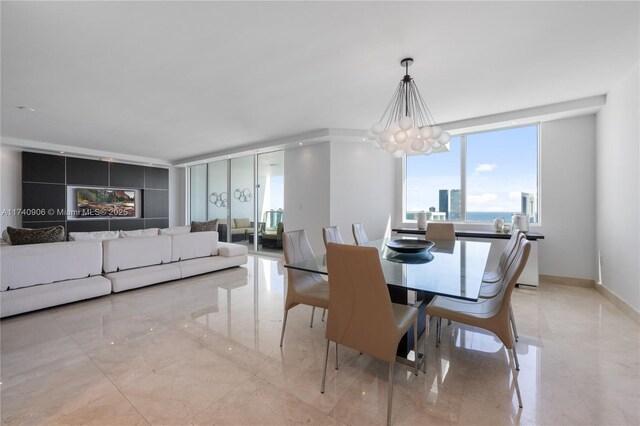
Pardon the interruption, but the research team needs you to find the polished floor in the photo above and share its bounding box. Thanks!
[1,255,639,425]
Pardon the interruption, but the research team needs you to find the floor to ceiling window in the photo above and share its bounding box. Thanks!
[188,150,284,254]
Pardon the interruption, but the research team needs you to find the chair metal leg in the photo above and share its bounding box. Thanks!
[423,314,429,373]
[447,319,452,326]
[310,307,315,328]
[387,362,395,426]
[413,318,419,375]
[508,348,523,408]
[322,309,326,322]
[509,320,520,370]
[436,317,442,347]
[321,339,330,393]
[279,310,288,347]
[335,343,339,370]
[510,304,519,342]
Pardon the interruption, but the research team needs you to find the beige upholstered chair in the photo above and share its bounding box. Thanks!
[479,231,526,342]
[425,238,531,408]
[322,226,345,247]
[424,222,456,241]
[280,229,329,347]
[352,223,369,246]
[322,243,419,426]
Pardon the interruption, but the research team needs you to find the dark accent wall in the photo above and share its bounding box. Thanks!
[21,152,170,235]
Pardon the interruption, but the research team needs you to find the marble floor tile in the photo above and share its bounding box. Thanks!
[1,255,639,425]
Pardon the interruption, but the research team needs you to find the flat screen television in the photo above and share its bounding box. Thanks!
[76,188,136,218]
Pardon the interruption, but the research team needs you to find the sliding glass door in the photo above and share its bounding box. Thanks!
[189,150,283,254]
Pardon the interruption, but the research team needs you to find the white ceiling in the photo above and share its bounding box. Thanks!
[2,1,638,163]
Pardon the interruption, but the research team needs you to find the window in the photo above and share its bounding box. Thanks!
[405,124,539,223]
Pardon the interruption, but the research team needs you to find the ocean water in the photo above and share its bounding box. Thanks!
[407,211,534,223]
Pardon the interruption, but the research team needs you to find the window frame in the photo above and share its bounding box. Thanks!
[402,122,542,226]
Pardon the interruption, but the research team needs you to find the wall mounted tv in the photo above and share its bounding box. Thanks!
[76,188,136,218]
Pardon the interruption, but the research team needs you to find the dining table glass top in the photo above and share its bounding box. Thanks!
[284,237,491,301]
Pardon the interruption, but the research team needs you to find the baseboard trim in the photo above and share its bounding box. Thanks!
[539,274,595,288]
[594,282,640,325]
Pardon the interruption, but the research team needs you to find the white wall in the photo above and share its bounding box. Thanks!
[284,142,331,254]
[330,141,395,244]
[538,115,597,279]
[0,145,22,229]
[596,62,640,312]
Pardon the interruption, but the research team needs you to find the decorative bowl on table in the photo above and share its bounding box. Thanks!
[385,238,434,253]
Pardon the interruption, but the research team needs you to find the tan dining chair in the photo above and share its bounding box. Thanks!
[479,231,526,342]
[322,243,419,426]
[352,222,369,245]
[425,238,531,408]
[322,225,345,247]
[280,229,329,347]
[424,222,456,241]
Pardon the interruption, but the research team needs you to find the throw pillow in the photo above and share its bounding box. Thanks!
[159,225,191,236]
[68,230,120,241]
[119,228,160,238]
[191,219,218,233]
[2,229,11,244]
[7,225,65,245]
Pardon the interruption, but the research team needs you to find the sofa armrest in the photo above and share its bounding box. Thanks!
[218,242,248,257]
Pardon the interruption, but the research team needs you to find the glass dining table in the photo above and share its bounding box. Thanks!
[284,237,491,364]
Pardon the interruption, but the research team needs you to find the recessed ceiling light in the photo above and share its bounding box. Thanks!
[59,151,65,154]
[16,106,35,112]
[299,142,303,146]
[511,121,518,124]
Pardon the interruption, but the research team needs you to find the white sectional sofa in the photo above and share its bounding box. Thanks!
[0,240,112,318]
[0,230,247,317]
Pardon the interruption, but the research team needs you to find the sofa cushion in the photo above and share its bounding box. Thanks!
[159,225,191,235]
[107,263,181,293]
[1,240,103,290]
[178,254,247,279]
[119,228,159,238]
[191,220,218,232]
[103,235,171,273]
[7,226,65,245]
[218,242,248,258]
[69,230,120,241]
[171,231,218,262]
[234,218,251,229]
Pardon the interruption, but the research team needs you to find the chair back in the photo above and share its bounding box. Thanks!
[326,243,398,362]
[352,223,369,245]
[424,222,455,241]
[283,229,314,264]
[322,226,345,247]
[496,231,525,278]
[276,222,284,239]
[283,229,323,310]
[499,239,531,309]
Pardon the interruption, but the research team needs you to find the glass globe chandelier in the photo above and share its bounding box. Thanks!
[368,58,451,158]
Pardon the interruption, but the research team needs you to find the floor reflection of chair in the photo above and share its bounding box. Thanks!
[219,276,249,337]
[425,239,531,407]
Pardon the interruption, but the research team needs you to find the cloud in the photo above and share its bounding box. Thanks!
[508,191,521,200]
[474,163,498,173]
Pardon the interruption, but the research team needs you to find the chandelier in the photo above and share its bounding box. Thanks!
[368,58,451,157]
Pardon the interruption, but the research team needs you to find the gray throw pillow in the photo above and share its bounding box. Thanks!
[7,225,65,245]
[191,219,219,233]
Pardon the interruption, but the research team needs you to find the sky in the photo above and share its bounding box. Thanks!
[406,125,538,214]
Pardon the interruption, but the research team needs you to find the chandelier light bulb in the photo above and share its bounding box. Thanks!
[386,142,398,153]
[411,139,425,151]
[399,116,413,130]
[371,122,384,135]
[431,126,442,139]
[407,126,419,139]
[393,150,404,158]
[394,130,408,144]
[438,132,451,144]
[419,126,433,140]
